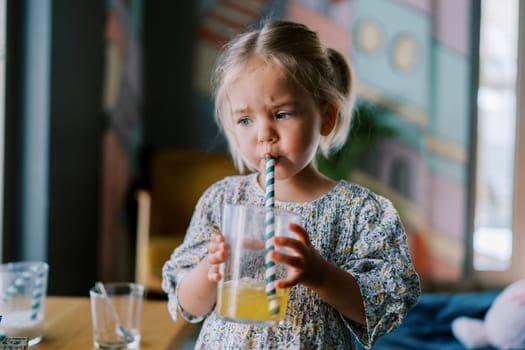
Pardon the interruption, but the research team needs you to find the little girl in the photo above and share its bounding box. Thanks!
[162,20,420,349]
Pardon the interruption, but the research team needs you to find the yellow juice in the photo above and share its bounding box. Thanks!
[217,279,289,325]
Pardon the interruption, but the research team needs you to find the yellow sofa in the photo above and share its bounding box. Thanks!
[135,149,238,295]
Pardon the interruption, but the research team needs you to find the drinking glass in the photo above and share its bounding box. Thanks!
[216,204,301,326]
[89,282,144,349]
[0,261,49,347]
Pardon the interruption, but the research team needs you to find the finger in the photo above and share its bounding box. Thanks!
[208,270,222,282]
[207,232,224,253]
[288,223,310,245]
[208,230,229,255]
[243,238,265,250]
[207,241,219,254]
[208,266,220,277]
[206,255,223,282]
[211,231,225,243]
[273,236,309,259]
[272,250,305,269]
[207,254,221,269]
[208,243,229,265]
[275,276,299,289]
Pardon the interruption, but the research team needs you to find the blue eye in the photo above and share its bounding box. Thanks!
[276,112,292,119]
[237,117,252,126]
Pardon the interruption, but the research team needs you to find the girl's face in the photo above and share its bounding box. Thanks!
[227,58,327,181]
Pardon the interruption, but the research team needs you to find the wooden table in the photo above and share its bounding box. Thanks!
[32,296,200,350]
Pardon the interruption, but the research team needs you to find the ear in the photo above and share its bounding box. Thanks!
[321,103,338,136]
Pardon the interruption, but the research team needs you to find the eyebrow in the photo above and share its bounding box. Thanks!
[232,108,249,116]
[272,100,295,109]
[231,99,296,115]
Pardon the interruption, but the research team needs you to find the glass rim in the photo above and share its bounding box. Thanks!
[89,282,145,296]
[222,203,301,219]
[0,261,49,272]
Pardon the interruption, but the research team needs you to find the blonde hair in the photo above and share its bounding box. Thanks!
[212,20,355,173]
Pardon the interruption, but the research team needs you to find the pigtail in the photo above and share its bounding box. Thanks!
[318,48,356,157]
[326,48,352,100]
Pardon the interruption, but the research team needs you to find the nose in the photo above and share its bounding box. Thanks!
[257,120,277,144]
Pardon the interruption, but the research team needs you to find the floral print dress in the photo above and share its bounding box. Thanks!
[162,174,420,350]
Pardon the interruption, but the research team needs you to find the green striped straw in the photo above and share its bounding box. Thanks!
[264,153,279,315]
[30,269,46,320]
[1,270,33,301]
[1,263,46,321]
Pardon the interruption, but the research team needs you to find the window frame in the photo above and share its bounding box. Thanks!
[471,0,525,287]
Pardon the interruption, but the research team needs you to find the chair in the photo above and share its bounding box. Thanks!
[135,149,238,296]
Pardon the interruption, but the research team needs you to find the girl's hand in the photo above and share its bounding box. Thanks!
[272,223,327,289]
[206,231,228,283]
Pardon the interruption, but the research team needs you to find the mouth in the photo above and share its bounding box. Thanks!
[263,154,279,163]
[260,155,280,172]
[262,150,279,158]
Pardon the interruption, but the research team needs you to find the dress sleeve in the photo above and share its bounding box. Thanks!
[338,191,421,349]
[161,183,223,323]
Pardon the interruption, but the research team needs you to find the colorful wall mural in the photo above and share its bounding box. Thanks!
[345,0,474,282]
[192,0,475,283]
